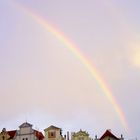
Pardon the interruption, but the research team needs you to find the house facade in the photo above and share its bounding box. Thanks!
[44,125,64,140]
[15,122,44,140]
[71,129,91,140]
[0,128,16,140]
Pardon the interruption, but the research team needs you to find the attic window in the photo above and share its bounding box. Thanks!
[48,132,56,138]
[51,132,54,137]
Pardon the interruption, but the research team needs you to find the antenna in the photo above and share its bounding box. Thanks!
[25,113,28,123]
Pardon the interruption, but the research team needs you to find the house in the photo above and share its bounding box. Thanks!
[15,122,44,140]
[0,128,16,140]
[44,125,64,140]
[99,130,124,140]
[71,129,91,140]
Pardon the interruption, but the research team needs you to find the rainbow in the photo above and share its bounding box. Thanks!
[13,2,129,132]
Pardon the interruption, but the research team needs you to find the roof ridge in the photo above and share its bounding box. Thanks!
[99,130,119,140]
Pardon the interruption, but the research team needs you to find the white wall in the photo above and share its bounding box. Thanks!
[15,127,36,140]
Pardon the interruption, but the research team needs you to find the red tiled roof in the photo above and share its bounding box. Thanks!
[99,130,119,140]
[34,130,44,140]
[7,130,16,139]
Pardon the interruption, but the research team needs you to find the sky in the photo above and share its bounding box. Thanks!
[0,0,140,139]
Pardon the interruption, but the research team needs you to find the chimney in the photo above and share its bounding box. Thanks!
[67,132,69,140]
[94,135,97,140]
[120,134,124,140]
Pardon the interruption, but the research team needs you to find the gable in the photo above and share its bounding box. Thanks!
[19,122,32,128]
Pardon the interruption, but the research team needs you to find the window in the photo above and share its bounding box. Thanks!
[79,137,84,140]
[51,132,54,137]
[26,138,28,140]
[48,131,56,138]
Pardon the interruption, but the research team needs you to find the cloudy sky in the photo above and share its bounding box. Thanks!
[0,0,140,139]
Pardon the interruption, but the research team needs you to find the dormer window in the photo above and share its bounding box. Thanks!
[51,132,54,137]
[48,131,56,138]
